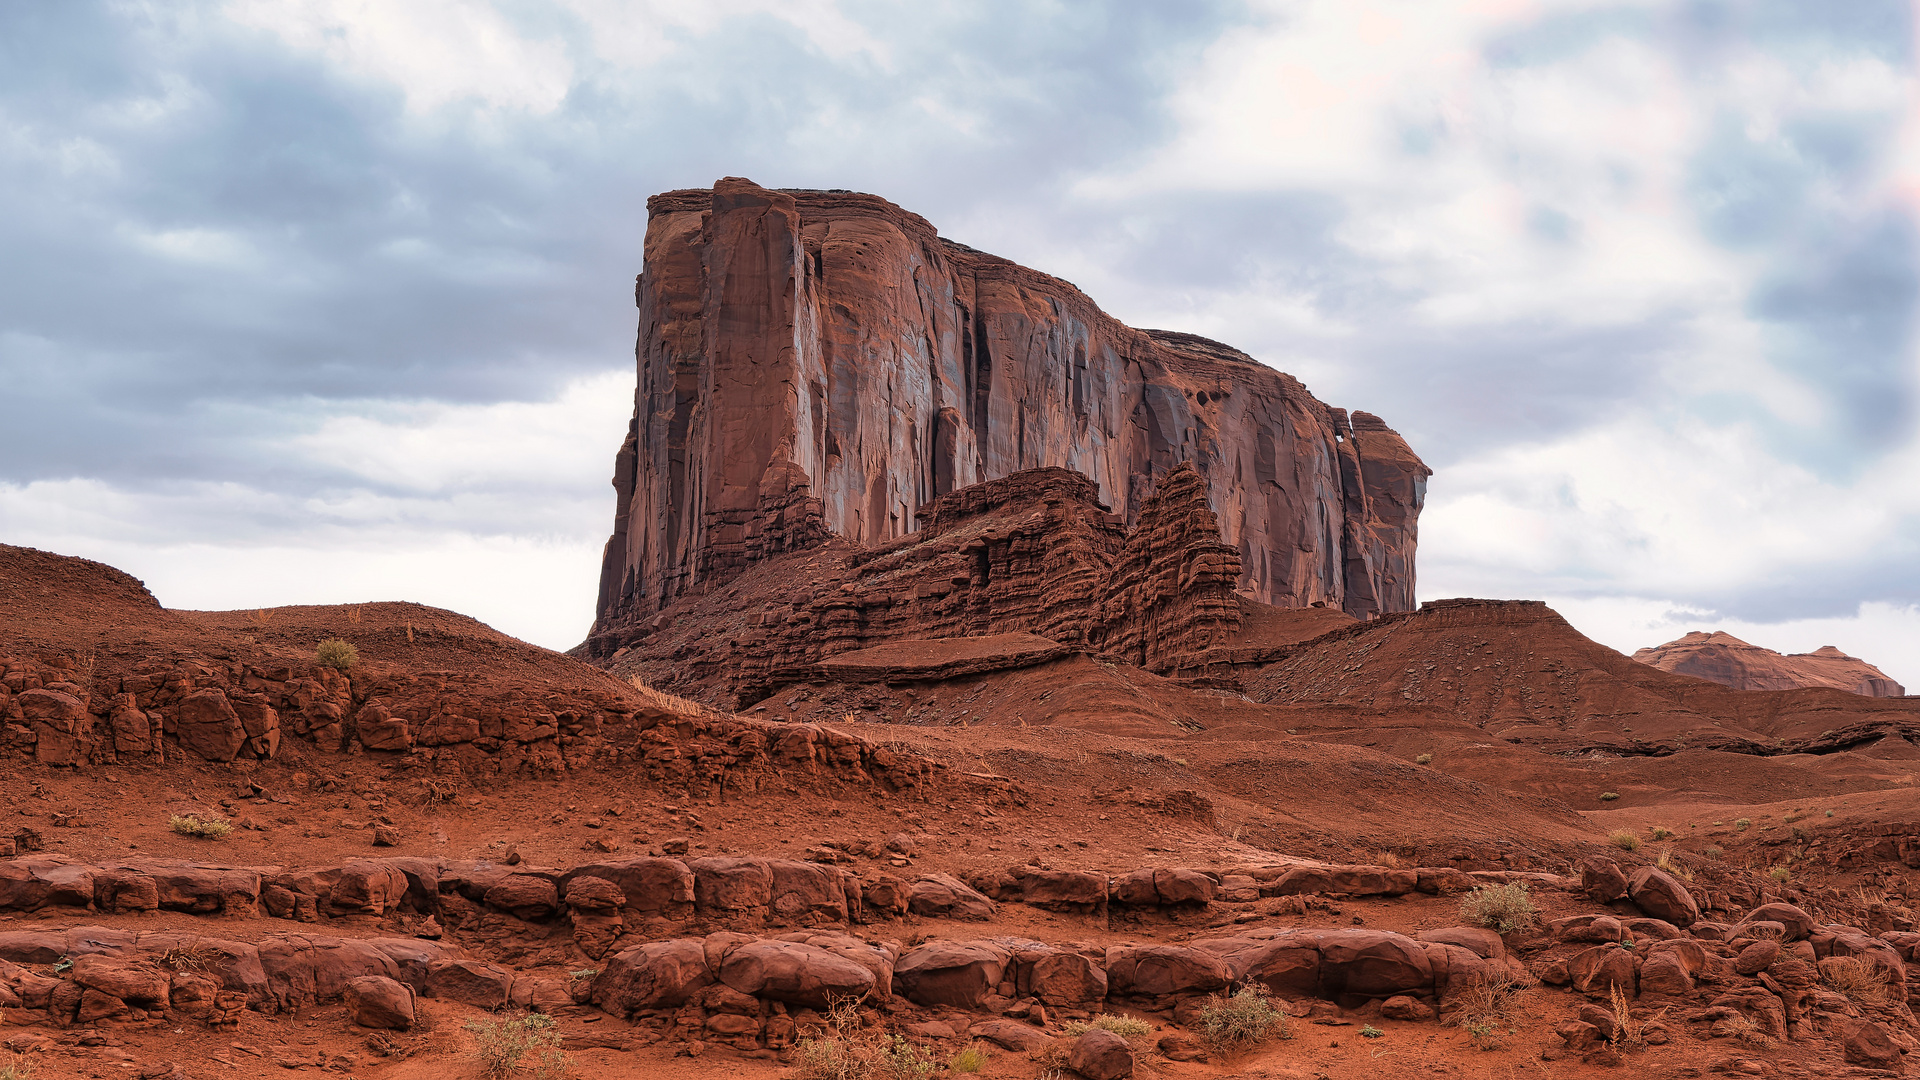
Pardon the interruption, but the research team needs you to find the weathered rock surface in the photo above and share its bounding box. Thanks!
[584,177,1429,654]
[1634,631,1905,697]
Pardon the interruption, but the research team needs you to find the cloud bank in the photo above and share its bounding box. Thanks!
[1,0,1914,684]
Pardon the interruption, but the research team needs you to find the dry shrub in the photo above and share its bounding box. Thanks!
[0,1051,35,1080]
[157,942,217,973]
[1720,1011,1773,1048]
[947,1044,989,1074]
[1608,830,1641,851]
[1608,983,1649,1050]
[315,638,357,671]
[1655,852,1694,881]
[795,997,938,1080]
[1197,985,1290,1055]
[1459,882,1538,933]
[1062,1014,1154,1045]
[466,1013,569,1080]
[1444,972,1530,1050]
[168,814,232,839]
[1820,956,1894,1007]
[627,677,733,721]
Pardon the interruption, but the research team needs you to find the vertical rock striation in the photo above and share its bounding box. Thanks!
[590,178,1429,650]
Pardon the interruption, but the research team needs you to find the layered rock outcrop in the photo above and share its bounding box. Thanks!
[589,178,1429,647]
[1634,631,1905,697]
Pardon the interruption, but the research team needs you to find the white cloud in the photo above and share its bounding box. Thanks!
[223,0,576,114]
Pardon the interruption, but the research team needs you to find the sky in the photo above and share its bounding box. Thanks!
[2,0,1916,687]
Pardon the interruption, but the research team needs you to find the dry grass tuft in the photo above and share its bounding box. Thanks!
[1720,1011,1773,1048]
[1459,882,1538,933]
[0,1051,36,1080]
[168,814,232,839]
[1655,851,1694,881]
[465,1013,569,1080]
[1608,830,1641,851]
[1445,972,1530,1050]
[795,997,938,1080]
[1197,985,1291,1055]
[1061,1014,1155,1044]
[1820,956,1894,1008]
[1608,983,1650,1049]
[627,677,733,720]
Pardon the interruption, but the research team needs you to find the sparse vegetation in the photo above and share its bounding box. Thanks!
[1767,865,1790,882]
[0,1051,36,1080]
[465,1013,570,1080]
[1655,852,1693,881]
[1459,882,1538,934]
[168,814,233,839]
[1599,792,1620,801]
[627,677,732,720]
[1826,809,1835,818]
[948,1044,989,1074]
[1415,753,1433,765]
[1359,1024,1384,1038]
[1445,972,1530,1051]
[1062,1015,1154,1042]
[157,942,218,972]
[1704,845,1724,860]
[1720,1010,1773,1048]
[1608,830,1641,851]
[1734,817,1752,832]
[1608,983,1648,1050]
[1820,956,1894,1007]
[316,638,358,671]
[1197,985,1290,1055]
[1650,826,1673,840]
[795,997,939,1080]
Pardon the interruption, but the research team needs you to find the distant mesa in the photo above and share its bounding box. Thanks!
[1633,630,1905,697]
[584,177,1429,656]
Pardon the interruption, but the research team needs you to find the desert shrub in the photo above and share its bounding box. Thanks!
[1599,792,1620,801]
[1415,753,1433,765]
[796,998,938,1080]
[169,814,232,839]
[316,638,357,671]
[1826,809,1835,818]
[466,1013,569,1080]
[1197,985,1290,1054]
[1734,818,1751,832]
[1820,956,1894,1007]
[1459,882,1537,933]
[1720,1010,1773,1048]
[1609,983,1647,1049]
[1655,852,1693,880]
[1062,1014,1154,1042]
[1445,972,1530,1051]
[1704,845,1724,860]
[1359,1024,1383,1038]
[157,942,217,972]
[1767,865,1791,883]
[1608,830,1641,851]
[0,1052,35,1080]
[948,1044,989,1074]
[1650,826,1673,840]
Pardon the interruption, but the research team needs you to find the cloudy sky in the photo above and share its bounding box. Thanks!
[3,0,1916,686]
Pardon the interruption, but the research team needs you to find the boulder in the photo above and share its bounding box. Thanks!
[343,975,414,1029]
[593,939,712,1016]
[1416,927,1505,960]
[1026,950,1108,1007]
[894,940,1012,1008]
[257,935,404,1009]
[907,874,994,920]
[1069,1027,1135,1080]
[1111,869,1158,906]
[563,876,627,913]
[147,865,261,915]
[717,940,876,1008]
[1737,903,1815,941]
[327,862,410,916]
[1636,952,1693,997]
[176,688,246,761]
[1105,944,1232,999]
[1567,945,1637,997]
[425,959,514,1010]
[791,933,897,1003]
[691,858,775,914]
[767,860,847,924]
[1843,1020,1902,1070]
[93,868,160,913]
[564,858,693,915]
[1013,867,1106,910]
[1578,855,1629,903]
[859,874,910,918]
[1626,867,1698,927]
[68,955,168,1005]
[1734,940,1779,976]
[1267,865,1413,897]
[1311,930,1433,999]
[1154,868,1216,906]
[969,1018,1054,1052]
[1381,994,1435,1021]
[482,874,558,920]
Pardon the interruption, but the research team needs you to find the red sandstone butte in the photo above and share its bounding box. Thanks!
[589,178,1429,645]
[1634,630,1905,697]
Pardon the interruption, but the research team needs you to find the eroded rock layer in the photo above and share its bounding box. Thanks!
[1635,631,1906,698]
[588,178,1429,651]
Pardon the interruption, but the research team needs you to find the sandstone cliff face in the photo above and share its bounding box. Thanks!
[590,178,1429,647]
[1634,631,1905,697]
